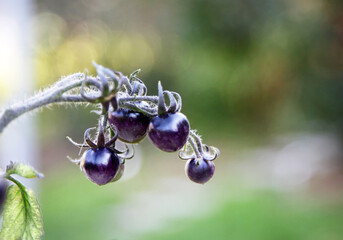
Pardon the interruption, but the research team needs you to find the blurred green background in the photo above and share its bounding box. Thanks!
[1,0,343,239]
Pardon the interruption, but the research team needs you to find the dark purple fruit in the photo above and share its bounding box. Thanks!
[81,147,120,185]
[185,158,215,184]
[148,112,190,152]
[111,160,125,182]
[109,108,150,143]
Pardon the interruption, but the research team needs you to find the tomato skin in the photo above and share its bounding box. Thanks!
[185,158,215,184]
[148,112,190,152]
[81,147,120,185]
[109,108,150,143]
[111,160,125,182]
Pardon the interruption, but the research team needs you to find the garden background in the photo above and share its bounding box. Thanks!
[1,0,343,239]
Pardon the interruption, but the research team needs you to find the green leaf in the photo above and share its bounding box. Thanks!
[6,162,44,179]
[0,184,44,240]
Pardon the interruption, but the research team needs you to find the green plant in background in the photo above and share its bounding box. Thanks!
[0,62,219,239]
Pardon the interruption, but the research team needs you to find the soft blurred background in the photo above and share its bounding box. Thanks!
[1,0,343,239]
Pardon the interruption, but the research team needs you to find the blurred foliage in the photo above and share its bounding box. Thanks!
[35,0,343,141]
[41,169,343,240]
[30,1,343,239]
[142,191,343,240]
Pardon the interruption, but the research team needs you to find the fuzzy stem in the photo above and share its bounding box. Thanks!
[120,102,157,117]
[118,96,158,104]
[188,137,202,159]
[189,131,204,156]
[0,73,86,134]
[0,68,177,135]
[0,75,159,134]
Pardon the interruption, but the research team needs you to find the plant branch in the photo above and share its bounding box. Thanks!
[188,136,202,159]
[0,71,159,134]
[118,96,158,104]
[0,73,86,134]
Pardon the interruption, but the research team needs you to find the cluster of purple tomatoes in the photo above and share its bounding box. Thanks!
[70,66,218,186]
[78,108,215,185]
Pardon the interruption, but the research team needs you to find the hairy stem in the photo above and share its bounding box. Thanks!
[118,96,158,104]
[189,131,204,155]
[188,137,202,159]
[0,73,86,134]
[0,72,159,134]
